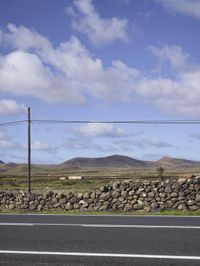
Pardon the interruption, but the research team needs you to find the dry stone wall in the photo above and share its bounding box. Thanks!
[0,176,200,212]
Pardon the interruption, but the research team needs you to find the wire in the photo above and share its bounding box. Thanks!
[1,119,200,127]
[31,119,200,125]
[0,120,28,127]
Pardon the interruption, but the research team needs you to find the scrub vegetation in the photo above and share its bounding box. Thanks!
[0,163,200,193]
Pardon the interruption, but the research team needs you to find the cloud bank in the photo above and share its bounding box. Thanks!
[0,24,200,117]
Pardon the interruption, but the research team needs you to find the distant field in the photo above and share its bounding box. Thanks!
[0,164,200,193]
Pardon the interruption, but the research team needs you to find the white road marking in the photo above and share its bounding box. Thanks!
[0,223,33,226]
[82,224,200,229]
[0,250,200,260]
[0,222,200,229]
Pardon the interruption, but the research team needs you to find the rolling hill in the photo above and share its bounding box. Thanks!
[1,155,200,170]
[60,154,150,168]
[60,154,200,169]
[156,156,200,168]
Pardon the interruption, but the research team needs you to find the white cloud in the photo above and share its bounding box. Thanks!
[0,49,85,104]
[137,45,200,117]
[0,24,139,104]
[31,140,55,152]
[0,132,19,149]
[157,0,200,20]
[137,77,200,117]
[0,99,26,115]
[66,0,128,46]
[149,45,196,73]
[75,123,129,138]
[1,24,200,117]
[4,23,52,51]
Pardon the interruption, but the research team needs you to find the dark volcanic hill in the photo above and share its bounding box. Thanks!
[60,155,149,168]
[0,160,4,164]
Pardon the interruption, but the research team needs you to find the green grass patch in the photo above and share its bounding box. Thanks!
[0,208,200,216]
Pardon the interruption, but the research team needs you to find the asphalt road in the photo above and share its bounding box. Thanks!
[0,214,200,265]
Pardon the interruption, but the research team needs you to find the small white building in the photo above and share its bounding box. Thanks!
[68,176,82,180]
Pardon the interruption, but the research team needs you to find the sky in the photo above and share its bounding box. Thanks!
[0,0,200,164]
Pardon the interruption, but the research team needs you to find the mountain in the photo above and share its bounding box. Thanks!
[60,154,149,168]
[156,156,200,168]
[60,154,200,169]
[1,155,200,169]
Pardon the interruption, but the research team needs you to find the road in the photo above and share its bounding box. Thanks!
[0,214,200,265]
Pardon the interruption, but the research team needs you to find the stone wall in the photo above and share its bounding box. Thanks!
[0,176,200,212]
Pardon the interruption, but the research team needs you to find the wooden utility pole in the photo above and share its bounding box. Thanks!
[28,107,31,193]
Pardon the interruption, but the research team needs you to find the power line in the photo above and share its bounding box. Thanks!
[0,120,28,127]
[31,119,200,125]
[1,119,200,126]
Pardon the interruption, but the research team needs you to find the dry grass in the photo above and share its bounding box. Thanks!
[1,164,200,193]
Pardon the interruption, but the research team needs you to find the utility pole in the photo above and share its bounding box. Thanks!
[28,107,31,193]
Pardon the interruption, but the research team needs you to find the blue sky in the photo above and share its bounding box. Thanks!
[0,0,200,163]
